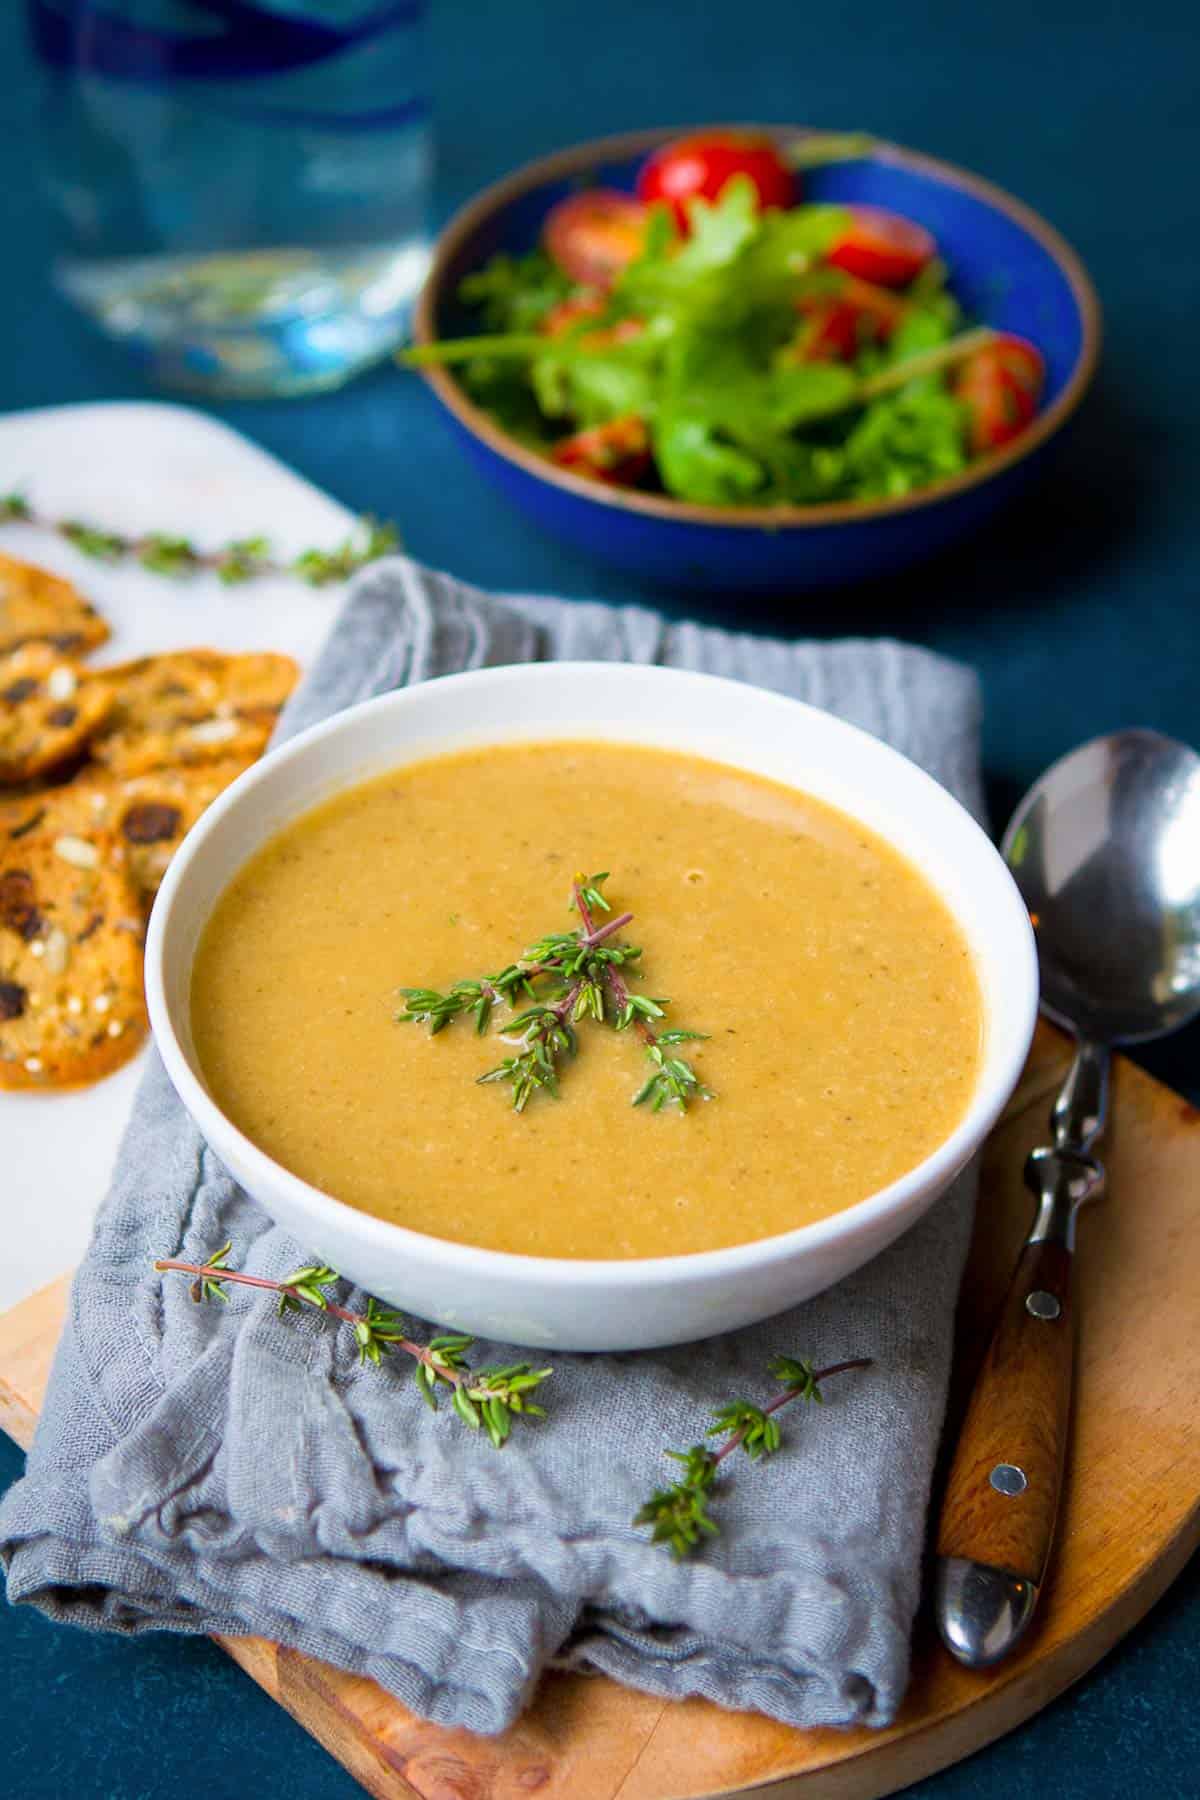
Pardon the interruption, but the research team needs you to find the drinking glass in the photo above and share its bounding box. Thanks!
[29,1,433,396]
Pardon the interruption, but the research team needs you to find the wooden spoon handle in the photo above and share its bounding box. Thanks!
[934,1237,1074,1666]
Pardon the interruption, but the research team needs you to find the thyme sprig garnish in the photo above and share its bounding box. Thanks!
[634,1355,872,1558]
[156,1252,871,1498]
[399,872,713,1113]
[153,1243,552,1449]
[0,491,398,587]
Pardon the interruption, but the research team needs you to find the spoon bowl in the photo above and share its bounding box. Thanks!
[1001,729,1200,1044]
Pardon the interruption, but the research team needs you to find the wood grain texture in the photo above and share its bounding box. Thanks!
[937,1236,1073,1584]
[3,1023,1198,1800]
[0,1269,67,1451]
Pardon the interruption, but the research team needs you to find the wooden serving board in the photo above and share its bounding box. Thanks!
[3,1021,1199,1800]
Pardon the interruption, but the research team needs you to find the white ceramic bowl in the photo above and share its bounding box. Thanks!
[145,662,1038,1351]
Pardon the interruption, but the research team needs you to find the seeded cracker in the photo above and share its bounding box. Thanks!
[112,756,256,903]
[0,551,111,657]
[0,789,147,1087]
[0,643,112,783]
[89,649,299,776]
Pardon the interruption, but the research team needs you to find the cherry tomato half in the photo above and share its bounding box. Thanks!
[988,335,1045,397]
[543,191,648,288]
[551,416,652,487]
[827,206,936,287]
[955,334,1046,451]
[540,297,645,349]
[539,293,607,337]
[792,275,907,361]
[636,130,794,230]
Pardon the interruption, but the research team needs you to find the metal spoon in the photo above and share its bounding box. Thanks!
[935,729,1200,1668]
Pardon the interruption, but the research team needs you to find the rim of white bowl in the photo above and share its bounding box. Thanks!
[145,661,1039,1287]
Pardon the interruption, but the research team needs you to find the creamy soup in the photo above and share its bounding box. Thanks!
[191,742,983,1259]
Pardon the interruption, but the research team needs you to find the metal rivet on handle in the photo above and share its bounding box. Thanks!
[1026,1289,1062,1321]
[990,1464,1028,1496]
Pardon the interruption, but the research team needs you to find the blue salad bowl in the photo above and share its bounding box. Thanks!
[412,127,1100,593]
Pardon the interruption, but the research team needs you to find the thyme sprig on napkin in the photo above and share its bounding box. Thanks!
[635,1355,872,1557]
[153,1243,552,1449]
[0,491,398,587]
[399,871,712,1112]
[154,1249,873,1532]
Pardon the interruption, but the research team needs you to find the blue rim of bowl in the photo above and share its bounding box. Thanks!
[412,123,1103,530]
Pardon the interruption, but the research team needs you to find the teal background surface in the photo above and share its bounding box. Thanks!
[2,2,1198,1795]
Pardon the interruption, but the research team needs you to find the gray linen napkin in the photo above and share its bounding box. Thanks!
[0,557,982,1736]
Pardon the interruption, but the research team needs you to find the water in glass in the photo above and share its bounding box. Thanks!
[30,1,433,396]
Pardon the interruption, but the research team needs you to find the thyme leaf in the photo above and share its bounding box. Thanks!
[153,1247,552,1448]
[398,872,712,1113]
[634,1355,871,1558]
[0,492,397,587]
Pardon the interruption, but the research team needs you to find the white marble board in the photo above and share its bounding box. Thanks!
[0,402,357,1311]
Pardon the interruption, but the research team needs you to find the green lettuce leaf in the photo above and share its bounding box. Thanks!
[839,383,969,497]
[530,343,657,427]
[459,249,570,334]
[653,414,767,506]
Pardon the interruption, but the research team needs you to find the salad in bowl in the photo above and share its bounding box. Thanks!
[405,126,1098,590]
[406,129,1049,511]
